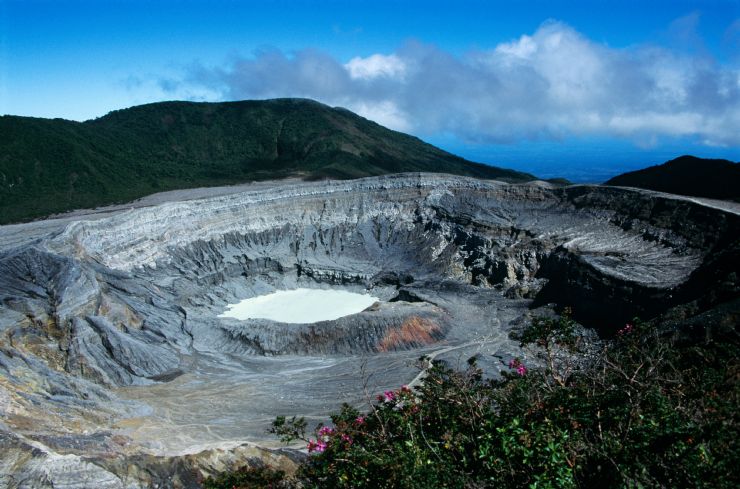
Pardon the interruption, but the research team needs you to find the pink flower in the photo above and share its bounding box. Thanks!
[317,426,334,437]
[618,323,634,336]
[509,358,527,376]
[307,439,326,453]
[401,385,411,393]
[341,434,353,444]
[383,390,396,402]
[355,415,366,425]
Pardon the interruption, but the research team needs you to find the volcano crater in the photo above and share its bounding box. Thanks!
[1,173,738,487]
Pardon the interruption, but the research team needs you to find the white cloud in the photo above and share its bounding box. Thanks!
[607,112,703,137]
[177,21,740,147]
[494,34,537,60]
[345,54,406,80]
[346,100,411,132]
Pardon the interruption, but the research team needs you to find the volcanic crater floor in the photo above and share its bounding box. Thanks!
[115,281,526,454]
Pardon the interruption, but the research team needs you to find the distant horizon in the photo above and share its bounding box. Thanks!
[2,0,739,181]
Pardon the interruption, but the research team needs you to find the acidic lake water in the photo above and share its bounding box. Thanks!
[218,288,379,323]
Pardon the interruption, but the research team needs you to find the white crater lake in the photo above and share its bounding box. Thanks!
[219,288,379,323]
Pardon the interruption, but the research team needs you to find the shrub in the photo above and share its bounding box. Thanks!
[203,464,289,489]
[208,312,739,488]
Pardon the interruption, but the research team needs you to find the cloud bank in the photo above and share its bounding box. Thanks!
[173,21,740,147]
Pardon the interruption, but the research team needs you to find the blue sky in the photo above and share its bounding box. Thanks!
[2,0,739,181]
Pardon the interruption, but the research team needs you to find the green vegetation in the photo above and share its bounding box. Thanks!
[204,465,290,489]
[0,99,535,224]
[605,155,740,201]
[207,312,739,488]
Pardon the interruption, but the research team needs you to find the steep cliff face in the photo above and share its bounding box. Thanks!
[0,174,737,487]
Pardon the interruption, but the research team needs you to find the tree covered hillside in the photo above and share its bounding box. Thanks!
[605,155,740,201]
[0,99,535,224]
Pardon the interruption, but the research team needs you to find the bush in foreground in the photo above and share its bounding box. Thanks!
[203,464,289,489]
[206,313,739,488]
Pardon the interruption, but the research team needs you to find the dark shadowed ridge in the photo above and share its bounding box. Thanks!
[605,155,740,202]
[0,98,536,224]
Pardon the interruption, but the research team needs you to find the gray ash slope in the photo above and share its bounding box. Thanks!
[0,174,738,488]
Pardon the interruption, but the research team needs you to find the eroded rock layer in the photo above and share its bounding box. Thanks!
[1,174,737,488]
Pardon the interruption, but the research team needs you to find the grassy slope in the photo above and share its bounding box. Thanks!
[604,155,740,201]
[0,99,535,224]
